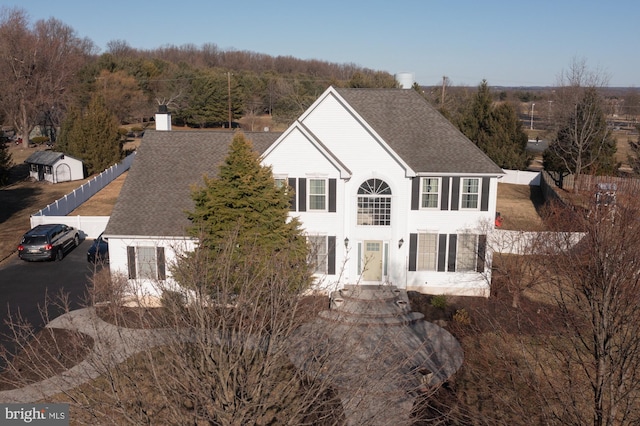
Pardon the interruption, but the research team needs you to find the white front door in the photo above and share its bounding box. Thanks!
[362,240,383,282]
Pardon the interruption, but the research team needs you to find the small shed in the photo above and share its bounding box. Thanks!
[25,151,84,183]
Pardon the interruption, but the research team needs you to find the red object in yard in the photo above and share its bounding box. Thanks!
[495,212,503,227]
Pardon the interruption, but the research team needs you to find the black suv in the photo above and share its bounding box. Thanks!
[18,224,80,261]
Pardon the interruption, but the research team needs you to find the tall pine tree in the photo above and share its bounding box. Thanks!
[178,132,310,294]
[0,140,12,186]
[57,95,122,175]
[457,80,530,170]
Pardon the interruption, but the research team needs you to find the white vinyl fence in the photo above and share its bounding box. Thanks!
[30,153,135,238]
[500,169,541,186]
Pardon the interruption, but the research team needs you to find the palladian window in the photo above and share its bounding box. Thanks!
[357,179,391,226]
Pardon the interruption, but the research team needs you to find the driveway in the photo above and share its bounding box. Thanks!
[0,239,95,364]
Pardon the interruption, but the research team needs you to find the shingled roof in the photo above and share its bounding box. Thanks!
[24,151,78,166]
[334,88,504,175]
[104,130,280,238]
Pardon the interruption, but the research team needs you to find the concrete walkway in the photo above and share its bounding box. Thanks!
[288,285,464,426]
[0,307,173,403]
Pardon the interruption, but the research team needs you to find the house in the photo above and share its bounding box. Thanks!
[104,86,503,300]
[24,151,84,183]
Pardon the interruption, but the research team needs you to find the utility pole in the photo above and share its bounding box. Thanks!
[227,72,232,130]
[530,103,535,130]
[441,76,447,106]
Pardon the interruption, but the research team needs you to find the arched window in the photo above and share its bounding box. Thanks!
[357,179,391,226]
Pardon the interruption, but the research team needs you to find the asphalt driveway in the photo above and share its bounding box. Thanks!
[0,239,95,364]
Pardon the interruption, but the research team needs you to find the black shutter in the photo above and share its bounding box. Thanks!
[288,177,297,211]
[408,233,417,271]
[440,177,450,211]
[411,177,420,210]
[298,178,306,212]
[476,234,487,272]
[480,177,490,211]
[127,246,136,279]
[437,234,447,272]
[447,234,457,272]
[329,179,337,212]
[328,236,336,275]
[450,177,460,211]
[157,246,166,280]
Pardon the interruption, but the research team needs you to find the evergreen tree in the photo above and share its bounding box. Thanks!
[0,141,12,186]
[457,80,530,169]
[544,87,618,190]
[57,95,123,175]
[178,132,310,294]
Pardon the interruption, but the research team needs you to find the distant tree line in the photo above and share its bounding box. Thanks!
[1,6,639,181]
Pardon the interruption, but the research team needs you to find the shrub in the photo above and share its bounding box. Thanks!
[31,136,50,144]
[453,308,471,325]
[430,294,448,310]
[161,290,186,310]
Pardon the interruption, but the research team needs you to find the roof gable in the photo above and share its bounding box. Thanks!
[263,121,352,179]
[332,88,503,175]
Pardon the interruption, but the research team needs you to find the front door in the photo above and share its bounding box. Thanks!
[362,240,383,282]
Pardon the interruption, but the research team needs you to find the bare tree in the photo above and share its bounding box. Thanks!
[544,58,617,191]
[489,229,548,309]
[538,189,640,425]
[0,8,94,146]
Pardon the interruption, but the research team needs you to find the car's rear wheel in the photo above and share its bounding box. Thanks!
[73,234,80,247]
[56,248,64,261]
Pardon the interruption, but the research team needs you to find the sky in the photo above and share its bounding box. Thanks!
[5,0,639,87]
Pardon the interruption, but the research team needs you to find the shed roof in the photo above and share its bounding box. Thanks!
[104,130,280,238]
[24,151,79,166]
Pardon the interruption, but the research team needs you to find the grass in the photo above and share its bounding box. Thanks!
[496,183,545,230]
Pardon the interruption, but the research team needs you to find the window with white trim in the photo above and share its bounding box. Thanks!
[357,179,391,226]
[461,178,479,209]
[307,235,328,274]
[127,246,166,280]
[421,178,440,209]
[274,177,287,189]
[457,234,478,271]
[308,179,326,210]
[417,233,438,271]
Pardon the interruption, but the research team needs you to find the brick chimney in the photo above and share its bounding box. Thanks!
[155,104,171,131]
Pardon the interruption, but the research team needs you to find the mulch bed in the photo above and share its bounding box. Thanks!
[0,328,93,390]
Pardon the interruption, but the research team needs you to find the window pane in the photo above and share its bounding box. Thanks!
[137,246,157,279]
[308,236,327,274]
[457,234,478,271]
[309,179,326,210]
[461,178,479,209]
[421,178,439,208]
[417,233,437,271]
[357,179,391,226]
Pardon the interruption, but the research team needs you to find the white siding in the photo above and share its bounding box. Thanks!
[108,236,197,300]
[263,89,498,296]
